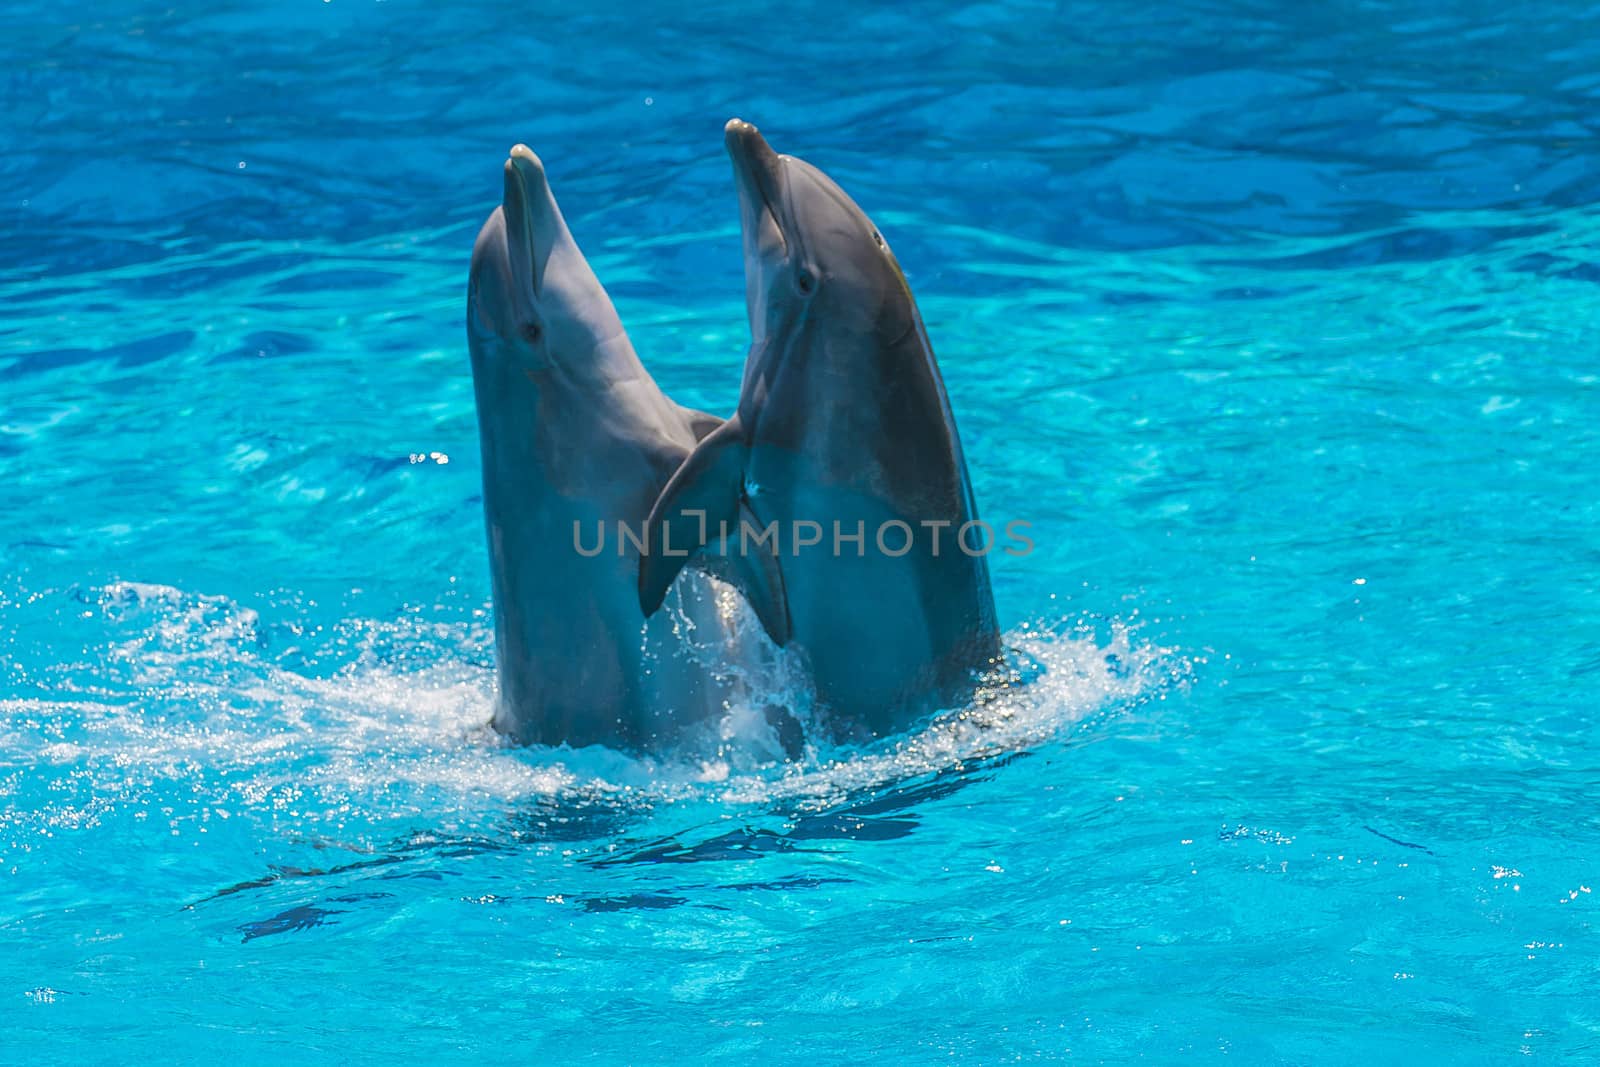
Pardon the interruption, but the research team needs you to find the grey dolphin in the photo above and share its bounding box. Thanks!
[638,120,1002,737]
[467,144,781,750]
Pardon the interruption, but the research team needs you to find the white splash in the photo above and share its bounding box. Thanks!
[0,582,1192,849]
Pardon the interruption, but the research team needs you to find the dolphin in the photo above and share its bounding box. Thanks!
[467,144,784,750]
[638,120,1002,737]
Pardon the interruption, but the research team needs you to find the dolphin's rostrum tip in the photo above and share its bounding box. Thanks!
[506,143,546,181]
[724,119,779,172]
[724,118,765,154]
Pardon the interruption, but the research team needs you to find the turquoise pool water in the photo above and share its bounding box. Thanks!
[4,1,1598,1061]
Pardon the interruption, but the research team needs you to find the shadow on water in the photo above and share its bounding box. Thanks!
[238,893,393,944]
[585,748,1031,871]
[503,789,652,845]
[194,832,516,907]
[198,744,1036,939]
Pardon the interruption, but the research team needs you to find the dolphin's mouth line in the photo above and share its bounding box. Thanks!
[747,163,786,257]
[727,119,797,263]
[757,163,808,269]
[502,145,546,301]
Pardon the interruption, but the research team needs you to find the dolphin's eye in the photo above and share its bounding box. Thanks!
[871,230,886,249]
[795,270,815,296]
[521,321,543,344]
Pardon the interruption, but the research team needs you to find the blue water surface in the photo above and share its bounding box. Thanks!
[3,1,1599,1061]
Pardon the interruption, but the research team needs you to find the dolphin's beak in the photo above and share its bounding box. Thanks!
[725,119,782,198]
[725,118,787,257]
[502,144,548,295]
[725,119,790,338]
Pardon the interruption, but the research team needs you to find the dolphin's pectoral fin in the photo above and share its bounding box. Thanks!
[678,405,723,443]
[639,417,749,617]
[697,500,791,646]
[641,418,792,643]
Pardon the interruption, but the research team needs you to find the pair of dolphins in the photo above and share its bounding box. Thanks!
[466,119,1002,754]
